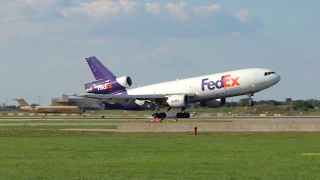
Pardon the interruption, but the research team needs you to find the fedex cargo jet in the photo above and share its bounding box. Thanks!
[69,56,281,119]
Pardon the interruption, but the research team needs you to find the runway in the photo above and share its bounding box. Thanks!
[2,116,320,132]
[1,116,320,122]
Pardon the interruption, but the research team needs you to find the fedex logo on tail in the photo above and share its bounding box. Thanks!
[201,74,240,91]
[95,83,113,91]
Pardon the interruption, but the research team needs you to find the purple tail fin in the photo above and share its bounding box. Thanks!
[85,56,116,80]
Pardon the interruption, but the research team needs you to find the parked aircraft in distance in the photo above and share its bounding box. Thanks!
[14,98,85,114]
[68,56,281,119]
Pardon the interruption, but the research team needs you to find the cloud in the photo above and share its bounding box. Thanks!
[145,3,160,17]
[165,2,188,20]
[301,76,309,81]
[59,0,138,22]
[193,4,221,17]
[17,0,60,9]
[300,56,318,61]
[88,38,108,45]
[131,46,172,62]
[235,9,251,22]
[1,1,264,42]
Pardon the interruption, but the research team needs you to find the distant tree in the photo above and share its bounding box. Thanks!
[293,100,314,109]
[30,103,39,107]
[285,98,292,102]
[238,98,252,107]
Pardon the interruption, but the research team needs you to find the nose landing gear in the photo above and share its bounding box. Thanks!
[248,93,254,106]
[151,102,166,120]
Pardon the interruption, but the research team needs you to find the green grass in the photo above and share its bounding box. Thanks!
[0,129,319,179]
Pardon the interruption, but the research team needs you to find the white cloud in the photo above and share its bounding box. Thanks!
[17,0,36,6]
[88,38,108,45]
[131,46,172,62]
[119,0,138,14]
[145,3,160,17]
[0,1,24,23]
[193,4,221,17]
[235,9,251,22]
[165,2,188,20]
[59,0,138,22]
[230,32,241,36]
[0,20,70,42]
[0,0,264,42]
[17,0,60,10]
[302,76,309,81]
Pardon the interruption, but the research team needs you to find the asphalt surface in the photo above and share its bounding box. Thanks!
[1,116,320,122]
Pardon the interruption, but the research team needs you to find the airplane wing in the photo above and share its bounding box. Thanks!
[67,93,196,104]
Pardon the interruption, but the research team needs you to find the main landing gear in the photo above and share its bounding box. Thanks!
[152,102,166,120]
[152,112,166,119]
[176,107,190,118]
[151,103,190,120]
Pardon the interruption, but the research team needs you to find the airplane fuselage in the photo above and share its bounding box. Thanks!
[101,68,280,110]
[128,68,279,100]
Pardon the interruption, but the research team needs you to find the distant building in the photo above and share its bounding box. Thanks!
[315,106,320,110]
[52,94,103,110]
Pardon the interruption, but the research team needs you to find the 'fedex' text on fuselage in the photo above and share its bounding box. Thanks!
[201,74,240,91]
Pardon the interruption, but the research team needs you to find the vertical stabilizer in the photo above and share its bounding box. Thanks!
[85,56,117,80]
[15,99,29,107]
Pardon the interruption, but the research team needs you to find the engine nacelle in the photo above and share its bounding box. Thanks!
[200,98,226,108]
[135,100,155,110]
[167,95,189,108]
[85,76,132,94]
[116,76,132,88]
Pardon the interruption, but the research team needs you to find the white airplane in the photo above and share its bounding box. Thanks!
[69,56,281,119]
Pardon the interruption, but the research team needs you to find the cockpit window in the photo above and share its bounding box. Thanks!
[264,72,276,76]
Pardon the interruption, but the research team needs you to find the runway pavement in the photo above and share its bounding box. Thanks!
[1,116,320,122]
[2,116,320,132]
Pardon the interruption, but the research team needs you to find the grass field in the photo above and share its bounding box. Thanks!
[0,126,320,179]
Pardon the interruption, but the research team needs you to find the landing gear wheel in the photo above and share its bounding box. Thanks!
[152,112,166,119]
[158,113,166,119]
[182,113,190,118]
[176,112,190,118]
[152,113,157,118]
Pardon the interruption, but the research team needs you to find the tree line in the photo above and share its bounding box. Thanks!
[224,98,320,110]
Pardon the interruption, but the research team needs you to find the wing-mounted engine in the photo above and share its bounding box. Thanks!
[135,100,156,110]
[200,98,226,108]
[166,94,189,108]
[85,76,132,94]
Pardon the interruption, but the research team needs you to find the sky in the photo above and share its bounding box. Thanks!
[0,0,319,106]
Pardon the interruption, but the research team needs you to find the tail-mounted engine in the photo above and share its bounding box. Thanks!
[85,76,132,94]
[199,98,226,108]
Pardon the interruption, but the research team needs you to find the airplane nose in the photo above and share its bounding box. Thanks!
[276,74,281,83]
